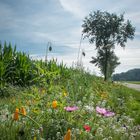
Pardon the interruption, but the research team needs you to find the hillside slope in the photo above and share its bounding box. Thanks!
[0,44,140,139]
[113,68,140,81]
[1,73,140,139]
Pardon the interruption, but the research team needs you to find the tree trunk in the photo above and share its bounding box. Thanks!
[104,47,108,81]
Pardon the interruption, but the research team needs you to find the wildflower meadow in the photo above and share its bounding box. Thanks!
[0,43,140,140]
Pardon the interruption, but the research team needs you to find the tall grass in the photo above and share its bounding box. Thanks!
[0,42,38,88]
[0,42,73,96]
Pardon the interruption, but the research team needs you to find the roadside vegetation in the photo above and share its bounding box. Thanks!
[121,81,140,85]
[126,81,140,85]
[0,43,140,140]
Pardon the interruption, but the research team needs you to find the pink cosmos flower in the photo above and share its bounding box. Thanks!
[104,111,115,117]
[64,106,79,112]
[96,106,106,115]
[96,106,115,117]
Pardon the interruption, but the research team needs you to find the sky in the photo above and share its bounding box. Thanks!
[0,0,140,75]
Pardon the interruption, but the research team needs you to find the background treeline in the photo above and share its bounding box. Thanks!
[113,68,140,81]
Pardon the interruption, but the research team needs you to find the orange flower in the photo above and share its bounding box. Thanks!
[21,107,26,116]
[64,129,71,140]
[14,108,19,121]
[52,100,57,109]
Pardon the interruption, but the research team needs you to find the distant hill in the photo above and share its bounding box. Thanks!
[113,68,140,81]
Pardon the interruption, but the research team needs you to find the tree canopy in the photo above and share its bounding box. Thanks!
[82,10,135,48]
[82,10,135,81]
[90,46,120,80]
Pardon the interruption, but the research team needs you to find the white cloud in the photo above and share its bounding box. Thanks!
[114,43,140,73]
[59,0,87,18]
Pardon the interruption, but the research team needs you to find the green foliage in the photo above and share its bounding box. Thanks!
[82,10,135,47]
[126,81,140,84]
[90,46,120,80]
[0,42,71,97]
[0,42,39,87]
[82,10,135,81]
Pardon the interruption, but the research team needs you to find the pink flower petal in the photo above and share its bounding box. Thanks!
[96,106,106,114]
[96,106,115,117]
[64,106,79,112]
[104,111,115,117]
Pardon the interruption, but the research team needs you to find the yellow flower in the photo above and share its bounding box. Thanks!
[40,88,46,94]
[11,98,15,103]
[42,89,46,94]
[26,100,30,105]
[52,100,57,109]
[32,100,36,104]
[63,92,67,97]
[14,108,19,121]
[21,107,26,116]
[33,136,36,140]
[101,93,108,99]
[64,129,71,140]
[32,108,40,114]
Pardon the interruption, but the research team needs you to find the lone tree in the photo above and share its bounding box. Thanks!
[82,10,135,81]
[90,45,120,80]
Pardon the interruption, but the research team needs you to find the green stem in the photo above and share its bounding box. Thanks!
[18,112,41,128]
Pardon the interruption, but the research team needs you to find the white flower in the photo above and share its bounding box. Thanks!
[103,138,109,140]
[56,132,61,137]
[84,105,94,112]
[97,127,103,133]
[108,136,113,140]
